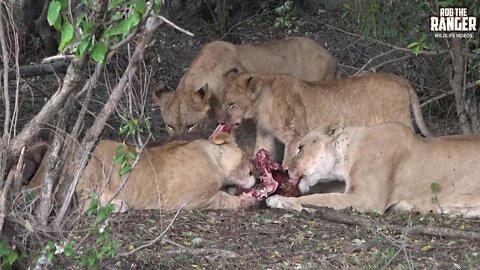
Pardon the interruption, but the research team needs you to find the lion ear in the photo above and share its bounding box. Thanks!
[194,83,212,103]
[211,132,235,145]
[325,122,345,138]
[244,75,259,95]
[152,81,174,108]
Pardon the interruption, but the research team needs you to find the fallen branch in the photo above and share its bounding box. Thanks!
[162,248,239,258]
[302,204,480,241]
[7,62,70,81]
[403,225,480,241]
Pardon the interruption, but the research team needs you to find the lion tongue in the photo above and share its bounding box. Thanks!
[208,123,232,140]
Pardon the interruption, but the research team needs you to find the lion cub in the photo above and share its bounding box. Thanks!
[28,133,258,213]
[153,37,336,134]
[267,123,480,217]
[222,72,431,164]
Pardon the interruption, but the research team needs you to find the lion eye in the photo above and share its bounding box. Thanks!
[228,103,236,110]
[166,125,174,132]
[296,145,304,155]
[187,124,197,132]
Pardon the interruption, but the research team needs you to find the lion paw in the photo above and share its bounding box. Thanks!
[266,195,303,211]
[111,199,129,213]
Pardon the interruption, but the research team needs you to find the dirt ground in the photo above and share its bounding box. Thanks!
[11,2,480,269]
[62,207,480,269]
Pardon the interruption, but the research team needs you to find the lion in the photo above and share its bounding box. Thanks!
[221,72,431,164]
[266,122,480,217]
[152,37,337,134]
[28,133,259,213]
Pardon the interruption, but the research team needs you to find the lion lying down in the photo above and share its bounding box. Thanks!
[28,133,258,213]
[267,122,480,217]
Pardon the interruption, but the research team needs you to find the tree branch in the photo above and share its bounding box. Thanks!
[53,15,162,227]
[323,23,448,56]
[7,62,70,81]
[302,204,480,241]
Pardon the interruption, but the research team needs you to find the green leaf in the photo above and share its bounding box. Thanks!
[47,1,61,26]
[53,15,62,31]
[81,21,95,34]
[76,12,86,27]
[116,144,125,151]
[96,207,107,223]
[47,250,55,263]
[105,12,140,38]
[96,233,107,243]
[58,22,74,51]
[7,251,18,264]
[420,245,433,251]
[431,182,441,192]
[111,12,124,21]
[119,165,132,176]
[91,41,108,63]
[108,0,125,11]
[145,117,152,130]
[59,0,68,9]
[64,241,74,257]
[134,0,146,14]
[153,0,162,13]
[113,152,126,164]
[407,42,419,49]
[128,152,136,160]
[76,35,92,56]
[119,124,129,134]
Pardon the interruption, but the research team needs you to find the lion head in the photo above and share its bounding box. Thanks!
[285,124,345,194]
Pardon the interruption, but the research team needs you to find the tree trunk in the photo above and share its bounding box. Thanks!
[449,38,472,134]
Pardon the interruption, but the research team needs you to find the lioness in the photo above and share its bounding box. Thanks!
[266,122,480,217]
[222,72,431,164]
[29,133,258,212]
[153,37,336,134]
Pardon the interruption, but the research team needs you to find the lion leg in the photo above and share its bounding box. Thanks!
[254,129,277,158]
[206,191,259,210]
[266,193,387,213]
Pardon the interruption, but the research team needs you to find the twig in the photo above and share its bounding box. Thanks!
[302,204,480,241]
[402,225,480,240]
[105,133,152,205]
[369,55,412,71]
[118,205,185,257]
[302,204,370,227]
[162,248,239,258]
[354,49,397,75]
[420,81,478,107]
[156,15,194,37]
[0,146,25,234]
[219,8,274,40]
[42,54,75,64]
[323,23,448,56]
